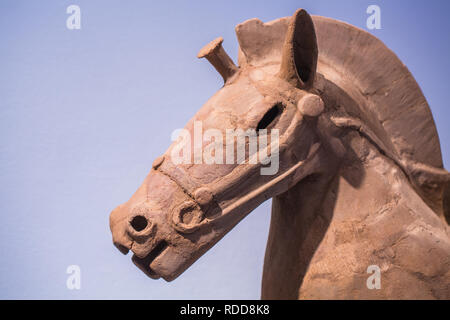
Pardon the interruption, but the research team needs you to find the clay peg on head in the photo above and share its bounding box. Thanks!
[197,37,238,83]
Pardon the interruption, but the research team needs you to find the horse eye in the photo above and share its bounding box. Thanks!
[256,103,282,131]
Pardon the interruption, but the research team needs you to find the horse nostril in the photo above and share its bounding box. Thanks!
[130,215,148,232]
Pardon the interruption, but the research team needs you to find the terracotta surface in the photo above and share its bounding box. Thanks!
[110,9,450,299]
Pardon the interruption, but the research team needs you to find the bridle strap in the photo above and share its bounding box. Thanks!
[155,142,322,233]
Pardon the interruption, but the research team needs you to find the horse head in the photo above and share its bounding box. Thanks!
[109,9,340,281]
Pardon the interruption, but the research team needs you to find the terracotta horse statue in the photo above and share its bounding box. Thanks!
[110,9,450,299]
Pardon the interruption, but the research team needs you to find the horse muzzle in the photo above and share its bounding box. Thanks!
[109,170,212,281]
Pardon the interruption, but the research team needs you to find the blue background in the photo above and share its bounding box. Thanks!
[1,0,449,299]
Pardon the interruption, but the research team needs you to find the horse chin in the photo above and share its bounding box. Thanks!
[131,240,195,281]
[131,240,168,280]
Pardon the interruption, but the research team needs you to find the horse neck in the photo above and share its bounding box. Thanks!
[270,131,422,239]
[262,131,446,299]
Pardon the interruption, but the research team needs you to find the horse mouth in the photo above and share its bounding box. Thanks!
[131,240,169,279]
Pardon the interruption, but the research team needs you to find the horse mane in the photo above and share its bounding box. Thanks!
[235,15,450,223]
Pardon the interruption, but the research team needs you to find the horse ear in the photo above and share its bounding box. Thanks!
[278,9,318,89]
